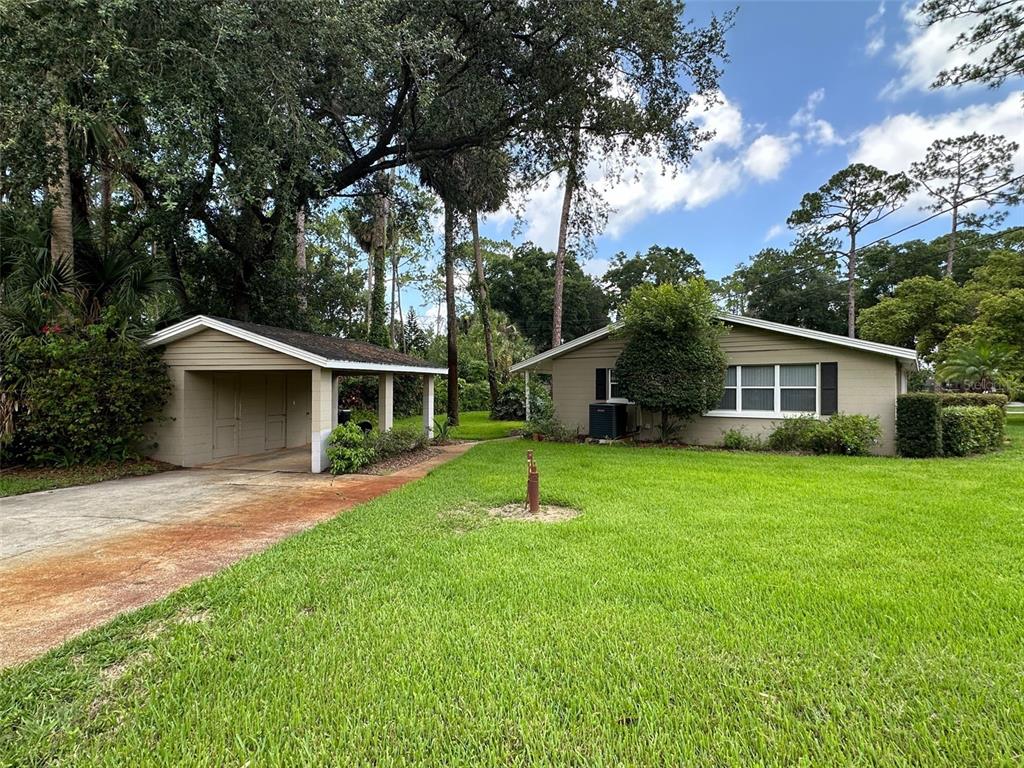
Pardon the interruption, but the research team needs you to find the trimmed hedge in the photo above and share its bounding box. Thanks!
[938,392,1009,409]
[896,393,944,457]
[941,405,1003,456]
[897,393,1007,457]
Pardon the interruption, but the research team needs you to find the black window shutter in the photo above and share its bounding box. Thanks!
[595,368,607,400]
[820,362,838,415]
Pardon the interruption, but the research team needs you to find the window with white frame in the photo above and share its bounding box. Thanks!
[712,363,819,415]
[780,364,816,412]
[718,366,737,409]
[740,365,775,411]
[608,368,624,400]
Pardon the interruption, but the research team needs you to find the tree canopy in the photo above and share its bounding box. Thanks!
[602,245,704,313]
[487,243,610,351]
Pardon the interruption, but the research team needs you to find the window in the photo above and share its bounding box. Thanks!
[780,364,816,412]
[608,368,623,400]
[741,365,775,411]
[711,363,821,416]
[718,366,737,410]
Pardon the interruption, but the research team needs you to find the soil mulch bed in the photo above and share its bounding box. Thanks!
[357,447,445,475]
[486,503,581,523]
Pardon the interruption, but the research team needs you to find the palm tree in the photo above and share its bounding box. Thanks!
[936,340,1018,392]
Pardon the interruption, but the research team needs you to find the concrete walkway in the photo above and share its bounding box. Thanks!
[0,443,472,668]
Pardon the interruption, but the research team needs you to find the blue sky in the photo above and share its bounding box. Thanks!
[477,1,1023,283]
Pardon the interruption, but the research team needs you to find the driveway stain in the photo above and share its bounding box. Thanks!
[0,443,472,668]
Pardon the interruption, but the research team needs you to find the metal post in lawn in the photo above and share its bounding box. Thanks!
[526,450,539,514]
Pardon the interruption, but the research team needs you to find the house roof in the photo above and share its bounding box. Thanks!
[510,313,919,373]
[147,315,446,375]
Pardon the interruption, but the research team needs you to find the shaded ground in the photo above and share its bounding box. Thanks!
[0,443,472,668]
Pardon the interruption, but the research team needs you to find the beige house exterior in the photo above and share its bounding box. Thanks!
[146,316,445,472]
[511,315,918,455]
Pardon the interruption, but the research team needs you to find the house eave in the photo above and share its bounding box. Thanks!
[147,315,447,375]
[509,315,918,372]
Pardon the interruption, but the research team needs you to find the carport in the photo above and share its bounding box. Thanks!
[146,316,445,472]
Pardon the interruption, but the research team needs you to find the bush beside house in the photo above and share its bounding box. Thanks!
[896,392,1008,457]
[1,326,171,466]
[725,413,881,456]
[325,423,428,474]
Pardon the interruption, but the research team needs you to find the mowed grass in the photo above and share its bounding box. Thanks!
[395,409,524,440]
[1,419,1022,766]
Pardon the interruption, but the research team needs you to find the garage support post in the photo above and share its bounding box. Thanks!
[524,371,531,422]
[378,373,394,432]
[422,374,435,438]
[311,368,334,473]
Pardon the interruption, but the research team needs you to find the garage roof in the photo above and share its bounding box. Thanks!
[147,315,446,375]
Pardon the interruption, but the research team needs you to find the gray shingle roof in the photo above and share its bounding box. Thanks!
[212,317,440,370]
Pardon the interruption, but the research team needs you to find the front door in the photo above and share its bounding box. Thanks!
[265,373,287,450]
[212,373,239,459]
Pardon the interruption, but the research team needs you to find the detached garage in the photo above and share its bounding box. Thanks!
[145,316,445,472]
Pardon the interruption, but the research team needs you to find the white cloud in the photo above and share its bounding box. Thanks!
[763,223,786,243]
[881,1,998,98]
[864,0,886,57]
[490,93,797,246]
[790,89,845,147]
[743,134,798,181]
[851,91,1024,213]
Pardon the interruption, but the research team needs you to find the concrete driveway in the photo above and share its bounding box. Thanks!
[0,445,471,668]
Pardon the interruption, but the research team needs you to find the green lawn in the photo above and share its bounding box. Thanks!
[2,419,1022,765]
[0,460,168,497]
[395,409,524,441]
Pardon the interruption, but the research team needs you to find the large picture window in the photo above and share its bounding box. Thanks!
[712,363,820,416]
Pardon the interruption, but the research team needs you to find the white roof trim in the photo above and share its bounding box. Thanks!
[510,314,918,372]
[147,315,447,375]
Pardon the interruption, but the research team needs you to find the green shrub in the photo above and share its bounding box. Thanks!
[491,378,552,421]
[941,407,985,457]
[524,415,576,442]
[937,392,1009,410]
[981,404,1006,449]
[326,422,376,474]
[766,416,821,452]
[941,406,1001,456]
[896,393,943,457]
[372,425,428,460]
[2,326,171,466]
[810,413,880,456]
[721,428,763,451]
[433,378,489,415]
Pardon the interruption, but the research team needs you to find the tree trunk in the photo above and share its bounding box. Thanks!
[847,230,857,338]
[295,204,307,309]
[471,210,500,409]
[390,247,399,347]
[551,130,580,349]
[947,205,957,278]
[396,264,405,352]
[48,119,73,272]
[100,167,112,254]
[368,191,390,346]
[444,201,459,426]
[295,205,307,270]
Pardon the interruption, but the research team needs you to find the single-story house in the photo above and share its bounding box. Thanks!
[511,314,918,455]
[145,316,446,472]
